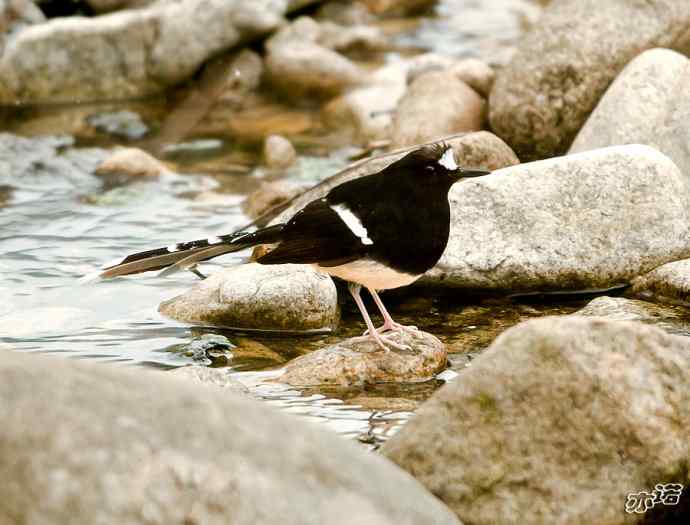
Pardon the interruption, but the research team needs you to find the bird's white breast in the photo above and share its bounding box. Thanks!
[316,258,420,290]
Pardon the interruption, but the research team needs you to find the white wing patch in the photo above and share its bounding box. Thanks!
[438,147,457,170]
[207,236,222,245]
[166,244,178,253]
[331,204,374,245]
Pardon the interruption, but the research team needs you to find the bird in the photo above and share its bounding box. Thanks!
[97,144,490,351]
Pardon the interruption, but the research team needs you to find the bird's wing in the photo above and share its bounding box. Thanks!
[257,198,369,266]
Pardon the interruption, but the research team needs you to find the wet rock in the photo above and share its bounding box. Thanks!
[570,48,690,179]
[86,110,149,140]
[0,0,288,103]
[0,348,461,525]
[322,60,407,143]
[95,147,168,179]
[242,179,306,220]
[382,316,690,525]
[0,133,107,185]
[263,134,296,170]
[631,259,690,306]
[424,144,690,291]
[159,264,340,332]
[279,330,446,387]
[268,132,519,228]
[167,334,235,366]
[391,71,485,148]
[168,365,250,396]
[489,0,690,160]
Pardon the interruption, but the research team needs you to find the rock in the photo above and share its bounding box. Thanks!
[0,0,288,103]
[86,110,149,140]
[424,144,690,291]
[382,316,690,525]
[167,334,235,366]
[570,48,690,179]
[263,134,296,170]
[168,365,250,396]
[279,330,447,387]
[267,132,519,228]
[95,147,168,178]
[85,0,151,14]
[220,48,263,98]
[242,179,306,220]
[631,259,690,306]
[406,55,494,98]
[391,71,485,148]
[0,0,44,43]
[0,348,461,525]
[159,263,340,332]
[0,133,107,187]
[489,0,690,161]
[163,139,224,159]
[322,60,407,143]
[360,0,437,16]
[265,39,363,97]
[316,1,374,26]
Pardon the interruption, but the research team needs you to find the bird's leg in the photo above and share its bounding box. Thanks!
[347,283,410,352]
[188,265,207,280]
[364,288,419,334]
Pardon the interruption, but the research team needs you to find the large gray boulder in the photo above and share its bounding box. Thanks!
[489,0,690,160]
[570,48,690,179]
[159,263,340,332]
[0,349,461,525]
[0,0,292,103]
[424,144,690,291]
[382,316,690,525]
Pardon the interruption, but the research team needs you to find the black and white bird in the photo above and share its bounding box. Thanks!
[97,144,490,351]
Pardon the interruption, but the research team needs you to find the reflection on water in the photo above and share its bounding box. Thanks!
[1,0,546,443]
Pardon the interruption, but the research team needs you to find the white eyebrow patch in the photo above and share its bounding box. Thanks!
[438,147,457,170]
[331,204,374,245]
[207,236,222,244]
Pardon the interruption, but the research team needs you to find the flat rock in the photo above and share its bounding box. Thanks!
[424,144,690,291]
[489,0,690,160]
[392,70,485,148]
[279,330,447,387]
[0,347,461,525]
[631,259,690,306]
[382,316,690,525]
[0,0,289,103]
[168,365,250,396]
[570,48,690,180]
[159,263,340,332]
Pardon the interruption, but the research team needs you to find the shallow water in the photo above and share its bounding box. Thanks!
[1,0,545,443]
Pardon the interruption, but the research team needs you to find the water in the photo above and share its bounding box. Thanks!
[0,0,546,443]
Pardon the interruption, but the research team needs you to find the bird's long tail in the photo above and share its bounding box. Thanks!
[97,224,285,279]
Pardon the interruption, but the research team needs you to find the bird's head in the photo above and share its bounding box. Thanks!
[389,143,491,186]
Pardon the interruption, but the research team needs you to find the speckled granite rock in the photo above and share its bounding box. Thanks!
[279,330,447,387]
[0,347,461,525]
[159,263,339,332]
[489,0,690,160]
[382,316,690,525]
[631,259,690,306]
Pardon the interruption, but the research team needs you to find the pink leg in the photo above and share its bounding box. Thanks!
[348,283,410,352]
[366,288,419,334]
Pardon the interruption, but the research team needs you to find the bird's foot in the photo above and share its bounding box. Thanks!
[362,320,419,336]
[350,332,412,353]
[188,265,207,280]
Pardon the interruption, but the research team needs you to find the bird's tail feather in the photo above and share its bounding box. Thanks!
[98,224,284,279]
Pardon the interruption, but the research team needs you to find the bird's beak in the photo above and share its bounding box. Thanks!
[452,168,491,181]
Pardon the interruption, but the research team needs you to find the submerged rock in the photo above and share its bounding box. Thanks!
[570,48,690,179]
[86,110,149,140]
[382,316,690,525]
[631,259,690,306]
[0,348,461,525]
[424,144,690,291]
[159,264,340,332]
[0,0,290,103]
[392,70,485,148]
[489,0,690,160]
[168,365,250,396]
[279,330,447,387]
[263,134,296,170]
